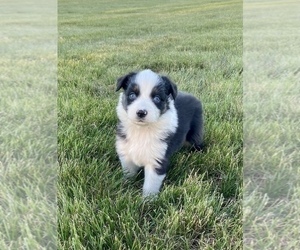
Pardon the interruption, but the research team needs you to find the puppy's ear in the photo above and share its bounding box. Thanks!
[162,76,178,100]
[116,72,136,92]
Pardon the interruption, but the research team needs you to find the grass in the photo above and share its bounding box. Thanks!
[0,1,56,249]
[243,0,300,249]
[58,0,242,249]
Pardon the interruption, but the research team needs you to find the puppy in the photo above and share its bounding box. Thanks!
[116,69,204,197]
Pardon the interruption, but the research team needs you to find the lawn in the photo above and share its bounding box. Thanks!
[0,1,56,249]
[58,0,243,249]
[243,1,300,249]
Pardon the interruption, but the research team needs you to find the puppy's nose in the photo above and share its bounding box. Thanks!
[136,109,148,118]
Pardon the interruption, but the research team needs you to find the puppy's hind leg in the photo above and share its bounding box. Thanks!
[186,112,204,151]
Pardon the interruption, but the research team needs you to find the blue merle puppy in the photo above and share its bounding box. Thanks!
[116,69,204,197]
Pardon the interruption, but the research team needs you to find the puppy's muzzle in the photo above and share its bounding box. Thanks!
[136,109,148,119]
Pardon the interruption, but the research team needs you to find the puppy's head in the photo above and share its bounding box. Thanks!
[116,69,177,125]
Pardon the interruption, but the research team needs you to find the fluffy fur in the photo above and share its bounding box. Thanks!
[116,69,204,197]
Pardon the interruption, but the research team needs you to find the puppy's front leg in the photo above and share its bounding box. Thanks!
[119,156,140,178]
[143,166,166,197]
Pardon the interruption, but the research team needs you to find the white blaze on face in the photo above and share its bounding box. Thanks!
[127,70,161,124]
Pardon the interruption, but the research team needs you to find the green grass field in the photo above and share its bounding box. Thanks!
[243,1,300,249]
[58,0,242,249]
[0,1,56,249]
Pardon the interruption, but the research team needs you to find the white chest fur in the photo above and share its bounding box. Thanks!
[117,124,168,167]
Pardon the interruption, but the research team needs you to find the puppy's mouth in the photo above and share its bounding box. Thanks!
[133,119,148,125]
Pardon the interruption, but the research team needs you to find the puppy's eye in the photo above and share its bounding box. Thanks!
[128,93,137,100]
[153,95,161,103]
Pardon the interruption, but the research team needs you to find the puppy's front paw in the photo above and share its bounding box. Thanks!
[142,188,159,198]
[143,167,166,198]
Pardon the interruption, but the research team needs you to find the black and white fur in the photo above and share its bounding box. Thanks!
[116,69,204,197]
